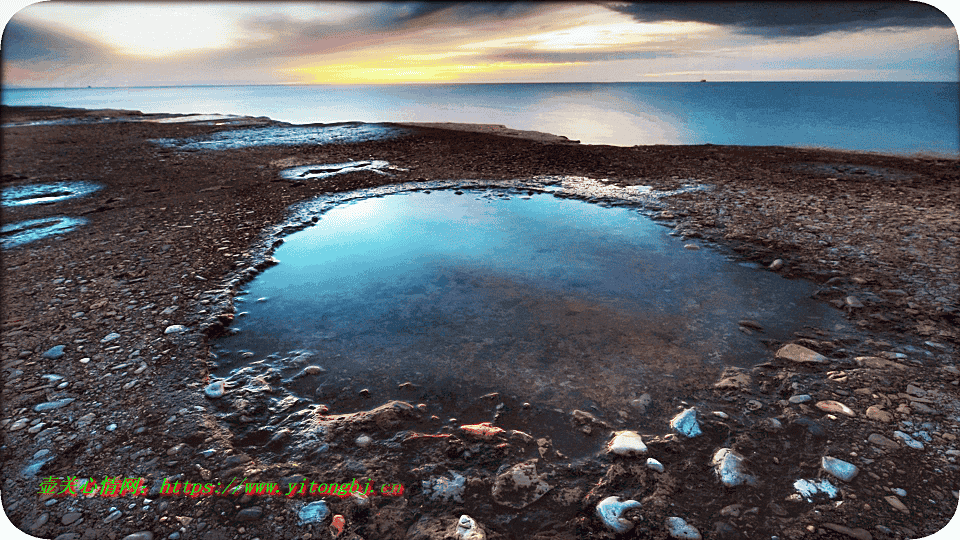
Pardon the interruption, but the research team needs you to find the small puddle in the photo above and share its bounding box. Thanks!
[213,181,855,458]
[280,161,404,180]
[2,181,103,207]
[151,123,407,150]
[1,216,88,248]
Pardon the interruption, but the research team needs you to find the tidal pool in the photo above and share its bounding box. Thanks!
[213,187,854,451]
[1,216,88,249]
[1,181,103,207]
[150,123,407,150]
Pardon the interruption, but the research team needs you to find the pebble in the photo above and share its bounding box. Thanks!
[844,296,864,308]
[646,458,665,472]
[100,332,120,343]
[355,434,372,447]
[237,506,263,520]
[788,394,812,404]
[666,517,702,540]
[865,406,893,423]
[683,244,700,250]
[609,431,647,455]
[596,496,642,533]
[460,422,505,439]
[769,259,784,270]
[121,533,154,540]
[8,418,29,431]
[203,381,225,398]
[103,510,122,523]
[164,325,187,334]
[776,344,828,364]
[670,408,702,438]
[629,393,652,411]
[711,448,756,487]
[456,515,486,540]
[815,400,856,417]
[33,398,75,412]
[298,501,330,525]
[867,433,899,450]
[892,488,907,497]
[884,495,909,513]
[823,523,873,540]
[41,345,66,359]
[61,511,82,525]
[893,431,925,449]
[821,456,859,481]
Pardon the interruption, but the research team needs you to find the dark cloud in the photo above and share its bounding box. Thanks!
[1,19,115,63]
[484,49,669,63]
[604,1,954,37]
[382,2,556,26]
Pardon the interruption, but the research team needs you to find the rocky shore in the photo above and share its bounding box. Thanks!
[1,105,958,540]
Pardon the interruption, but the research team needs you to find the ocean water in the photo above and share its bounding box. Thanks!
[3,82,957,155]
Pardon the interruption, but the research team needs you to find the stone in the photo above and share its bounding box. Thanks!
[844,296,864,308]
[867,433,899,450]
[34,398,75,412]
[823,523,872,540]
[884,495,909,513]
[455,515,486,540]
[120,533,153,540]
[41,345,66,359]
[237,506,263,520]
[666,517,702,540]
[893,431,924,449]
[164,325,187,334]
[460,422,505,440]
[821,456,859,481]
[714,368,751,390]
[646,458,665,472]
[203,381,225,398]
[711,448,756,487]
[769,259,784,270]
[865,406,893,423]
[630,393,652,411]
[298,501,330,525]
[61,511,82,525]
[793,478,838,501]
[670,408,702,438]
[355,434,372,447]
[683,244,700,250]
[776,344,827,364]
[609,431,647,456]
[103,510,122,523]
[100,332,120,343]
[815,400,856,417]
[491,461,551,509]
[905,384,925,396]
[596,496,642,533]
[422,471,465,502]
[910,401,936,414]
[738,320,763,330]
[789,394,813,404]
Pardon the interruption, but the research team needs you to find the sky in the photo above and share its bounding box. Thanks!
[0,1,957,87]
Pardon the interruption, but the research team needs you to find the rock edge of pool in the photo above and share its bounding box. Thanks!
[2,105,958,540]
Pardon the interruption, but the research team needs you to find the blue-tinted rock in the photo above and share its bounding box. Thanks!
[41,345,65,359]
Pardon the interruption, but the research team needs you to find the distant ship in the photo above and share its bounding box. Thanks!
[700,79,707,83]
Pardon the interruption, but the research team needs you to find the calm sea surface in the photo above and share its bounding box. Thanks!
[3,82,957,155]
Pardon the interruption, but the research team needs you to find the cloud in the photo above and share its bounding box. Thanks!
[1,19,115,63]
[604,1,955,37]
[483,49,669,63]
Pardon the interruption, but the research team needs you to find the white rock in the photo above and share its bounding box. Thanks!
[793,478,838,501]
[164,325,187,334]
[100,332,121,343]
[456,515,486,540]
[666,517,702,540]
[596,496,642,533]
[821,456,859,481]
[203,381,225,398]
[776,344,828,364]
[355,434,372,447]
[670,408,702,437]
[769,259,784,270]
[711,448,756,487]
[422,471,465,502]
[491,461,551,509]
[609,431,647,455]
[646,458,665,472]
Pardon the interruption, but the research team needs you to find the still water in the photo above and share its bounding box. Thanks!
[213,187,851,439]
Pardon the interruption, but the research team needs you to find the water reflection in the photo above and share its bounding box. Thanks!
[2,181,103,207]
[1,216,88,248]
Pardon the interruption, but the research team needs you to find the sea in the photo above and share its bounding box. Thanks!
[3,82,957,156]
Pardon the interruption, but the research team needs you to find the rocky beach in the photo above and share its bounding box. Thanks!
[2,105,959,540]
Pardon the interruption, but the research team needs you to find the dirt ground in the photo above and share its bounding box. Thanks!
[1,105,958,540]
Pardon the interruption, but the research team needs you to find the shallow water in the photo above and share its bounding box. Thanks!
[1,181,103,207]
[280,161,398,180]
[1,216,88,248]
[214,188,853,452]
[150,123,407,150]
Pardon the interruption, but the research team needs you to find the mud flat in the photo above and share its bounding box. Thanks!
[1,105,958,540]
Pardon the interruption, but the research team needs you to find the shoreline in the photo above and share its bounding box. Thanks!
[2,105,959,540]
